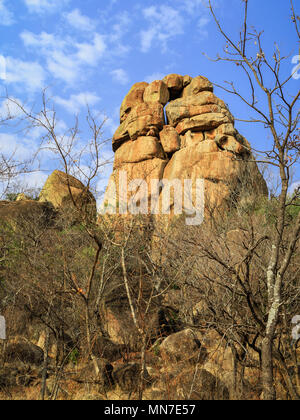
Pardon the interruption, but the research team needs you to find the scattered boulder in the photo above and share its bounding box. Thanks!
[176,368,230,400]
[91,336,126,362]
[76,358,114,391]
[112,363,141,392]
[160,329,207,365]
[149,366,229,400]
[112,363,151,392]
[0,366,38,388]
[4,341,44,366]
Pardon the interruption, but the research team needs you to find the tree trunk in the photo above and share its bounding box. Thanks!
[261,336,276,400]
[41,328,50,401]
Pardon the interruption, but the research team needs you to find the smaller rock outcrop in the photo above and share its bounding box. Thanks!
[4,341,44,366]
[160,329,207,365]
[39,170,96,218]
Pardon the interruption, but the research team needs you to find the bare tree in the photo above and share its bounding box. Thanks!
[201,0,300,399]
[0,110,36,199]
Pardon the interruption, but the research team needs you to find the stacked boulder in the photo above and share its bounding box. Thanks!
[103,74,268,218]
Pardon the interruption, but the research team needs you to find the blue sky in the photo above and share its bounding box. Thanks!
[0,0,299,200]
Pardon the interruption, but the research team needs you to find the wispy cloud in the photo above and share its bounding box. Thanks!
[53,92,101,114]
[0,0,14,26]
[110,11,131,43]
[4,57,46,91]
[23,0,69,14]
[65,8,97,32]
[111,69,129,85]
[0,133,38,160]
[75,34,106,66]
[177,0,206,15]
[21,30,107,84]
[21,31,66,49]
[140,5,184,53]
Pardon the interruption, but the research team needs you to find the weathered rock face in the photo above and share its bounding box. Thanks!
[102,74,268,219]
[39,170,96,217]
[159,126,180,154]
[120,82,149,123]
[113,102,165,152]
[144,80,169,105]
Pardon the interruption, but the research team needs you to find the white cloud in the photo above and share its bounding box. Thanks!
[21,171,48,190]
[111,69,129,85]
[177,0,206,15]
[21,30,107,85]
[4,57,46,91]
[23,0,69,14]
[110,11,131,43]
[65,9,96,32]
[47,50,80,84]
[140,5,184,52]
[21,31,66,49]
[0,133,38,160]
[141,28,156,53]
[53,92,101,114]
[0,0,14,25]
[139,2,210,51]
[107,11,132,58]
[75,34,107,66]
[197,16,210,38]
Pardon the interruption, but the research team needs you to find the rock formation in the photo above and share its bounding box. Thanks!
[0,171,97,231]
[102,74,268,220]
[39,170,97,219]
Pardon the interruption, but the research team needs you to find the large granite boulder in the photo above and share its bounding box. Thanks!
[39,170,96,218]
